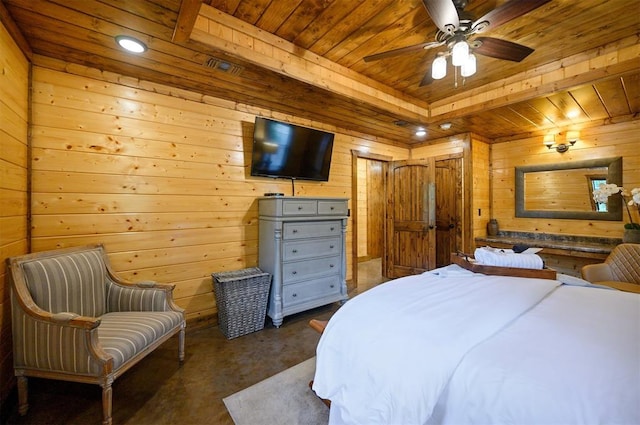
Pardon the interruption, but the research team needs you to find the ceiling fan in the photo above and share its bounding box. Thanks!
[363,0,551,86]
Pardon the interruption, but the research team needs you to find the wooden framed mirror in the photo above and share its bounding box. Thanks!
[515,157,622,220]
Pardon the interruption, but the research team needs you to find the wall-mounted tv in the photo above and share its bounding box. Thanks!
[250,117,334,182]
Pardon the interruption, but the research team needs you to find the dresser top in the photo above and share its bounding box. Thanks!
[259,196,348,200]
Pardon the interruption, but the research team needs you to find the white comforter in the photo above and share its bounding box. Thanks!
[313,266,640,425]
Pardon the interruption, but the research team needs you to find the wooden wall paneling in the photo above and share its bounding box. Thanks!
[356,157,368,259]
[0,19,29,404]
[366,159,384,259]
[490,119,640,239]
[471,136,491,243]
[29,64,410,326]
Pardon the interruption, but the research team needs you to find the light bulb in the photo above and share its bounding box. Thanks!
[432,56,447,80]
[461,53,476,77]
[451,40,469,66]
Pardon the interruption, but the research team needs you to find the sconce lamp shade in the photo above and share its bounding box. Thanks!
[432,56,447,80]
[566,130,580,142]
[543,134,555,147]
[451,40,469,66]
[461,53,476,77]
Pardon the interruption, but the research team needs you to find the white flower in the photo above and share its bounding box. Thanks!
[592,183,622,203]
[631,188,640,206]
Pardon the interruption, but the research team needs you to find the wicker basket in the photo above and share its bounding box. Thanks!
[212,267,271,339]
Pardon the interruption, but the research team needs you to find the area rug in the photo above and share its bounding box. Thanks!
[223,357,329,425]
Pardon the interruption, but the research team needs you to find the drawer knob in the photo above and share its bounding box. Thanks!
[292,271,297,275]
[292,293,297,297]
[330,206,334,210]
[298,206,303,210]
[330,284,335,288]
[330,245,334,249]
[292,249,298,253]
[330,227,335,231]
[329,264,334,268]
[292,229,298,233]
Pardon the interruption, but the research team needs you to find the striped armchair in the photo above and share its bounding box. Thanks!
[7,244,186,425]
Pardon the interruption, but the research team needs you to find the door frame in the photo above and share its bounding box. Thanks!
[350,150,392,289]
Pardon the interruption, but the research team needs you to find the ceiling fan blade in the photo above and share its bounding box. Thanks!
[363,41,443,62]
[422,0,459,33]
[473,0,551,33]
[474,37,534,62]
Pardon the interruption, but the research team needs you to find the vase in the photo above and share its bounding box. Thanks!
[622,228,640,243]
[487,219,499,236]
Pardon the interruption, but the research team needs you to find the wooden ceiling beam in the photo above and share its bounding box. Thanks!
[191,4,429,124]
[172,0,203,43]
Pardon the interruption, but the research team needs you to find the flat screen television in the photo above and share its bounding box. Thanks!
[250,117,334,181]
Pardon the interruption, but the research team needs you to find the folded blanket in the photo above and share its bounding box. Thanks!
[474,247,544,270]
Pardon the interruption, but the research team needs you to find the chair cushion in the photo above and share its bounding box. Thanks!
[19,248,107,317]
[606,244,640,284]
[97,311,184,370]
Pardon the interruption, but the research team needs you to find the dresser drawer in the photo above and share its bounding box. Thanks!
[283,221,341,240]
[282,200,317,216]
[318,200,348,215]
[282,256,341,283]
[283,275,341,306]
[283,237,341,261]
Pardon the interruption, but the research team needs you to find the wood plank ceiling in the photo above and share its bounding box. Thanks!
[2,0,639,146]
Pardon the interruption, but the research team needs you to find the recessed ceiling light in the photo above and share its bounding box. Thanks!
[415,129,427,137]
[115,35,147,53]
[439,122,452,130]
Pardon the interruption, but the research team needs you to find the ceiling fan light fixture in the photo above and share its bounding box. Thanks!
[451,40,469,66]
[461,53,476,77]
[432,56,447,80]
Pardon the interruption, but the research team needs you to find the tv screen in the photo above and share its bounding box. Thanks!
[250,117,334,181]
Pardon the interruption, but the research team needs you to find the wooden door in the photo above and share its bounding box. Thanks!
[384,159,436,278]
[435,157,462,267]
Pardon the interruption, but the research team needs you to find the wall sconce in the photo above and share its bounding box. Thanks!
[543,132,577,153]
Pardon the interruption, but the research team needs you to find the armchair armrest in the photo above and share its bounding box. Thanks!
[106,278,184,313]
[10,291,112,375]
[581,263,614,283]
[10,280,102,330]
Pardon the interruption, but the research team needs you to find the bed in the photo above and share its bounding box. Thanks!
[312,264,640,425]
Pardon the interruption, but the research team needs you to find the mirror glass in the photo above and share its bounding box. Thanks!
[515,157,622,220]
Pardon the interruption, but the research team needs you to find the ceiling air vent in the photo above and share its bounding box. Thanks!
[204,57,243,75]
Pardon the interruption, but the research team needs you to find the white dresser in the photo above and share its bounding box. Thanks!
[258,196,349,327]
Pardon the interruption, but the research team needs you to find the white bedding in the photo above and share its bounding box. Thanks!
[312,266,640,425]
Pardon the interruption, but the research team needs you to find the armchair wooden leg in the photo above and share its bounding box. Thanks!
[178,325,185,362]
[101,382,113,425]
[17,375,28,416]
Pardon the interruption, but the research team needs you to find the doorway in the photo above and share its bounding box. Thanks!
[351,151,463,285]
[352,151,390,291]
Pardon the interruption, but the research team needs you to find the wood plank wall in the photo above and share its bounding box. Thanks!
[0,21,29,403]
[356,157,368,259]
[27,57,409,328]
[471,136,491,244]
[491,120,640,238]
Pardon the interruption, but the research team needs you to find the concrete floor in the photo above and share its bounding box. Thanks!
[3,259,386,425]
